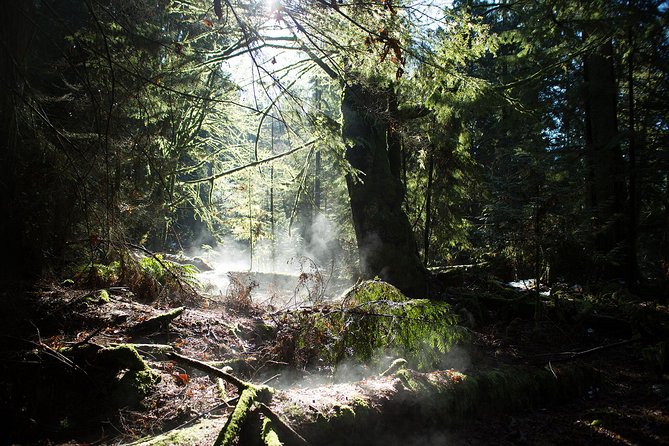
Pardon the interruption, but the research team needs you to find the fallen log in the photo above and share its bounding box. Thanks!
[270,364,598,446]
[131,362,598,446]
[127,307,184,334]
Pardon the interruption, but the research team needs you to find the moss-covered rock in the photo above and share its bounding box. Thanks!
[94,344,161,407]
[96,344,149,371]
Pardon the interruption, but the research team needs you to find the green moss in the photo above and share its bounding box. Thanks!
[387,365,598,426]
[213,385,274,446]
[284,404,305,419]
[330,404,356,423]
[214,387,257,446]
[344,280,410,305]
[260,418,282,446]
[380,358,407,377]
[98,289,110,303]
[350,396,370,410]
[96,344,148,371]
[287,281,465,371]
[130,307,185,332]
[121,369,161,397]
[127,417,225,446]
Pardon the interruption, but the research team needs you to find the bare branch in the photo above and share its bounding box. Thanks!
[182,139,317,184]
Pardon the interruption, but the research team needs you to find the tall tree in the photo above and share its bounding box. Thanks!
[583,38,628,280]
[342,81,427,297]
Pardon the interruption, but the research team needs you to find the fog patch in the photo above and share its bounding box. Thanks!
[194,214,352,308]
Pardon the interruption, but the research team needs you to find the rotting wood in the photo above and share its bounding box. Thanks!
[213,385,275,446]
[270,364,599,446]
[114,343,174,360]
[168,352,312,446]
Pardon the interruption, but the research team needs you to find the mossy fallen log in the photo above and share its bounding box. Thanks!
[213,386,273,446]
[270,363,598,446]
[276,280,465,371]
[126,417,225,446]
[128,306,184,334]
[131,362,597,446]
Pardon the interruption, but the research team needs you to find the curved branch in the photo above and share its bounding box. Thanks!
[182,139,317,184]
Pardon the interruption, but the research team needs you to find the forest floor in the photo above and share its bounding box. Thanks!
[1,275,668,445]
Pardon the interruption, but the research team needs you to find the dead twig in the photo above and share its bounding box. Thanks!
[532,335,641,364]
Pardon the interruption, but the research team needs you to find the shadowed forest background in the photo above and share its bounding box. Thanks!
[1,0,669,445]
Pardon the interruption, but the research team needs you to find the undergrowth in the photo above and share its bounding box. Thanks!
[224,272,259,314]
[74,251,200,303]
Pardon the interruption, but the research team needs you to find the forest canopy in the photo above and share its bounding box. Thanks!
[1,0,668,295]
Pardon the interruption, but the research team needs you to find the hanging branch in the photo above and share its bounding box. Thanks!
[253,76,301,167]
[183,139,317,184]
[288,146,316,235]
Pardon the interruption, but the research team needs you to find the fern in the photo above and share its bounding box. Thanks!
[75,261,121,287]
[138,255,201,293]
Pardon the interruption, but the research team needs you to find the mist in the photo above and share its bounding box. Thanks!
[194,214,353,308]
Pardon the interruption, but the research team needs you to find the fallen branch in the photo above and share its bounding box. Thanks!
[531,335,641,363]
[114,343,174,360]
[183,139,317,184]
[168,351,249,391]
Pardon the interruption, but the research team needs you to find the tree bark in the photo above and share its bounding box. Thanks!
[583,39,628,280]
[424,153,435,266]
[626,20,640,287]
[341,83,427,297]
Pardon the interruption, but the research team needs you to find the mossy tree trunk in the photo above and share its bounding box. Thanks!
[341,83,427,298]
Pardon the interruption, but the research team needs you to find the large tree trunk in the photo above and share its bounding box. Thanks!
[583,40,629,280]
[341,83,427,298]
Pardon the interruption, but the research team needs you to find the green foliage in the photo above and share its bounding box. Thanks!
[277,281,465,371]
[76,262,122,288]
[97,289,110,304]
[132,254,201,300]
[74,251,200,301]
[3,0,669,293]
